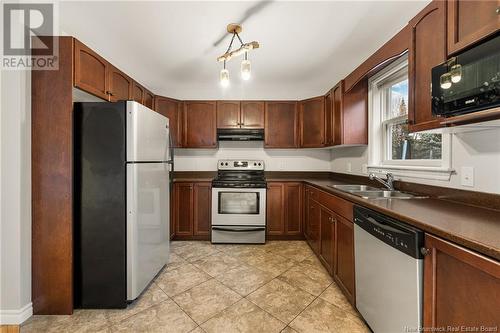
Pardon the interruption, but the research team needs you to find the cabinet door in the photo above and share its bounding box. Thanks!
[308,199,321,255]
[174,183,193,236]
[341,79,368,145]
[325,90,333,146]
[184,101,217,148]
[447,0,500,55]
[154,96,183,148]
[334,215,355,304]
[332,81,344,146]
[74,40,110,100]
[423,234,500,329]
[144,90,154,109]
[217,101,240,129]
[319,206,335,274]
[108,66,132,102]
[284,183,302,236]
[132,82,144,104]
[193,182,211,237]
[264,101,298,148]
[408,0,446,132]
[241,101,265,128]
[300,96,326,148]
[266,183,284,236]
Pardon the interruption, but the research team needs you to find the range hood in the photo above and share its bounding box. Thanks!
[217,128,264,141]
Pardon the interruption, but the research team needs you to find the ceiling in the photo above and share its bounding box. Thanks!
[60,1,430,100]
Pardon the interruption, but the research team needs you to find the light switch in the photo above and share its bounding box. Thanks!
[461,167,474,187]
[347,162,352,172]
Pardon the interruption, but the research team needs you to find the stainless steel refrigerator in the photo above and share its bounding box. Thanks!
[74,101,171,308]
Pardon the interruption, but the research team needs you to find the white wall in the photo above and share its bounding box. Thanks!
[174,141,332,171]
[0,68,33,324]
[330,128,500,195]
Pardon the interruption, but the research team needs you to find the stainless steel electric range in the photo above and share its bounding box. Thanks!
[211,159,266,244]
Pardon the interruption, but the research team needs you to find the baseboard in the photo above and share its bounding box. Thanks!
[0,303,33,325]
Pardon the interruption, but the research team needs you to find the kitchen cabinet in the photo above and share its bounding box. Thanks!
[423,234,500,329]
[341,79,368,145]
[332,81,344,145]
[266,182,303,238]
[183,101,217,148]
[108,65,132,102]
[173,182,211,240]
[240,101,265,128]
[217,101,241,128]
[447,0,500,55]
[300,96,326,148]
[132,81,145,104]
[334,214,355,304]
[325,89,333,146]
[264,101,298,148]
[304,186,321,254]
[74,39,110,100]
[408,0,447,132]
[319,206,335,274]
[144,90,154,109]
[154,96,183,147]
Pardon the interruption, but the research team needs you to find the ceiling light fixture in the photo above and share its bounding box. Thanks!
[217,23,259,86]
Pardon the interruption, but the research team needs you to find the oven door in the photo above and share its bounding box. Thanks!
[211,187,266,226]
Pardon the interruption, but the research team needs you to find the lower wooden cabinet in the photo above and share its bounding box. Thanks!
[173,182,211,240]
[266,182,303,239]
[334,214,355,304]
[423,234,500,329]
[319,206,335,274]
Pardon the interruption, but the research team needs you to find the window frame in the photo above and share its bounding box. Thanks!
[368,55,453,180]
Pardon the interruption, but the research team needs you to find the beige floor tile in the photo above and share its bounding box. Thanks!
[269,243,315,262]
[26,310,111,333]
[242,252,297,277]
[189,327,206,333]
[156,263,211,297]
[191,252,241,277]
[201,299,286,333]
[173,279,241,324]
[112,298,197,333]
[104,282,169,324]
[278,263,333,296]
[281,326,299,333]
[172,242,221,262]
[289,298,370,333]
[319,283,354,312]
[219,244,269,259]
[247,279,315,324]
[215,264,275,296]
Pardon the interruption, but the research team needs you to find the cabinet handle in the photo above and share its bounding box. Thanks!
[420,247,431,256]
[496,7,500,14]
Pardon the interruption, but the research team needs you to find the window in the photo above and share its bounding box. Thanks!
[368,55,452,180]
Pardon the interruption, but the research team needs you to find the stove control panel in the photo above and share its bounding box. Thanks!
[217,159,265,171]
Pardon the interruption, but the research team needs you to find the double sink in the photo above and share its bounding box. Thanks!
[328,184,426,200]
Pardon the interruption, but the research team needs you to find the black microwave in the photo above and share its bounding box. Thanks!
[431,34,500,117]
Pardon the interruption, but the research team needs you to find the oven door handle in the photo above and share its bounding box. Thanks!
[212,226,266,232]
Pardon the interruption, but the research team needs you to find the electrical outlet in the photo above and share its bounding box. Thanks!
[461,167,474,187]
[347,162,352,173]
[362,164,368,174]
[279,161,285,170]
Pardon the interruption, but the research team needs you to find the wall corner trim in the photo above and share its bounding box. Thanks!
[0,303,33,325]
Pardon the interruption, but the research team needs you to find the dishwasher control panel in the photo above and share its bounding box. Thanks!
[354,206,424,259]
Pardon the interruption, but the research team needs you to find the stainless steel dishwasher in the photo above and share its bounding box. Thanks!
[354,206,425,333]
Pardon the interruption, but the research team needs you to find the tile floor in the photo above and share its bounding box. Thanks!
[22,241,370,333]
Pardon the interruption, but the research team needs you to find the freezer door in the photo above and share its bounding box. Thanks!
[126,101,170,162]
[127,163,170,301]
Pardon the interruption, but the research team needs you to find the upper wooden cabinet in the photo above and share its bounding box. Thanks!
[408,0,447,132]
[74,39,110,100]
[299,96,326,148]
[241,101,265,128]
[154,96,183,148]
[423,234,500,329]
[217,101,241,128]
[264,101,298,148]
[144,90,154,109]
[332,81,344,146]
[132,82,145,104]
[447,0,500,55]
[108,65,132,102]
[341,79,368,145]
[183,101,217,148]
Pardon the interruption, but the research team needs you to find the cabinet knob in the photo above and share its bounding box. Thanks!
[420,247,431,256]
[496,7,500,14]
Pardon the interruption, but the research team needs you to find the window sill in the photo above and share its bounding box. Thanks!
[367,164,454,181]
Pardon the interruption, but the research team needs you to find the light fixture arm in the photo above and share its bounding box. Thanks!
[217,23,259,63]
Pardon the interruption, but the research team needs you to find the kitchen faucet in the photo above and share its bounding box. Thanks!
[369,172,395,191]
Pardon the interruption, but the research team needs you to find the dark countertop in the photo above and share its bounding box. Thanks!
[173,171,500,260]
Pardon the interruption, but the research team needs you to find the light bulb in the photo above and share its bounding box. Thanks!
[220,68,229,87]
[241,59,251,80]
[450,64,462,83]
[440,73,452,89]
